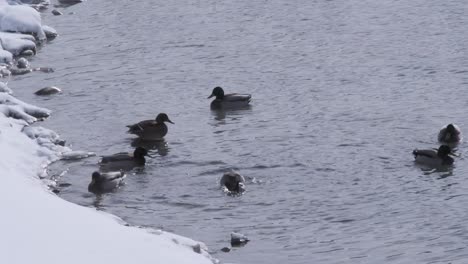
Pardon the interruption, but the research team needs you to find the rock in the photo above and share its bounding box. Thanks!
[20,49,35,56]
[10,68,32,76]
[17,58,30,69]
[35,86,62,96]
[42,25,58,41]
[231,232,249,247]
[52,9,62,16]
[61,151,96,160]
[0,82,12,94]
[192,244,201,254]
[221,247,231,253]
[34,67,54,73]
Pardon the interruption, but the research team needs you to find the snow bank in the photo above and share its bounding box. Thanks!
[0,114,215,264]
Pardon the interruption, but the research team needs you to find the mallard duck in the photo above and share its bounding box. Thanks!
[99,147,149,171]
[127,113,174,140]
[220,171,246,193]
[438,123,462,144]
[208,86,251,109]
[88,171,126,193]
[413,145,454,167]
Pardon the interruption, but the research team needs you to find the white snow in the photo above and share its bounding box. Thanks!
[0,1,216,264]
[0,3,46,40]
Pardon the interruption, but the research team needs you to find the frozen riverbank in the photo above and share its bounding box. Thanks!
[0,1,215,263]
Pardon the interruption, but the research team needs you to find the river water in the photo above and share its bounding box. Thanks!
[13,0,468,263]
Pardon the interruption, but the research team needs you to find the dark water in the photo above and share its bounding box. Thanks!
[14,0,468,263]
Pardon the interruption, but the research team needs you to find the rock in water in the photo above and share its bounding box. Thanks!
[42,25,58,40]
[220,247,231,253]
[35,86,62,96]
[52,9,62,16]
[230,232,249,246]
[20,49,35,56]
[17,58,30,69]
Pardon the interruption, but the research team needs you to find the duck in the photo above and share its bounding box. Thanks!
[220,171,246,194]
[208,86,251,109]
[99,147,150,171]
[438,123,462,144]
[127,113,174,140]
[413,145,454,167]
[88,171,126,193]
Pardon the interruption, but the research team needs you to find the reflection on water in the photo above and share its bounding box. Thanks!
[211,106,253,122]
[131,138,170,156]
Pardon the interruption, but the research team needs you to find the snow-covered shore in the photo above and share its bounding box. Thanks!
[0,1,216,263]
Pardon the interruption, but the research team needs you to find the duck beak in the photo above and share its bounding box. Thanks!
[208,94,214,99]
[167,119,174,124]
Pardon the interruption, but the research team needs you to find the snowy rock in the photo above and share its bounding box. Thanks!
[0,49,12,63]
[20,49,33,56]
[16,57,28,68]
[61,150,96,160]
[0,82,12,93]
[0,34,36,55]
[0,4,46,40]
[42,25,57,40]
[0,93,51,120]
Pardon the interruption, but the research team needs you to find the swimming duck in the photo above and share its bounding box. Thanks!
[99,147,149,171]
[438,123,462,144]
[88,171,126,193]
[208,86,251,109]
[220,171,246,194]
[413,145,454,167]
[127,113,174,140]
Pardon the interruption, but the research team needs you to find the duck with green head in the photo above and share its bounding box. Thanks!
[127,113,174,141]
[413,145,455,167]
[208,86,251,109]
[100,147,150,171]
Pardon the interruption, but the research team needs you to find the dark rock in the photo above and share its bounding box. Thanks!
[35,86,62,96]
[20,49,35,57]
[221,247,231,253]
[52,9,63,16]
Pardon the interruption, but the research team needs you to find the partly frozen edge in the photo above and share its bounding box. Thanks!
[0,2,216,264]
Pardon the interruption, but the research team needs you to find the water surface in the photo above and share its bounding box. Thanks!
[13,0,468,263]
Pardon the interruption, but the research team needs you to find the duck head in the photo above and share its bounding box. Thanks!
[91,171,101,183]
[208,86,224,100]
[134,147,149,158]
[446,124,457,138]
[437,145,451,158]
[156,113,174,124]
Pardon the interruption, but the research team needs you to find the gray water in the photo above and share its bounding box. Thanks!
[13,0,468,263]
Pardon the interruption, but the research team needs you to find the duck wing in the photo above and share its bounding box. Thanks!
[412,149,437,158]
[100,152,132,163]
[100,171,126,181]
[224,93,251,102]
[127,120,156,133]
